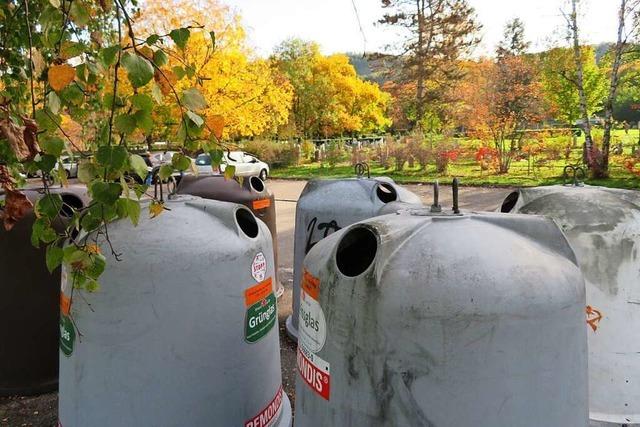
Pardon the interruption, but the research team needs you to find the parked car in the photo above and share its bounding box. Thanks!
[194,151,270,180]
[59,156,78,178]
[150,151,177,166]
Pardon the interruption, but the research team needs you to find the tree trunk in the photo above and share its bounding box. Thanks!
[601,0,628,177]
[569,0,593,165]
[415,0,425,126]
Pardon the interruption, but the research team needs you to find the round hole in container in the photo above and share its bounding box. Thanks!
[500,191,519,213]
[60,194,84,218]
[336,226,378,277]
[376,183,397,204]
[250,176,265,193]
[236,208,259,238]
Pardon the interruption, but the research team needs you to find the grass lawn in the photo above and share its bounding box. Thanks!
[271,130,640,190]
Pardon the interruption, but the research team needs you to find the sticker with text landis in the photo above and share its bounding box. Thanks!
[245,277,276,343]
[297,343,330,400]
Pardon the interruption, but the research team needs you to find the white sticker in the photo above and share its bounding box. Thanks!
[299,288,327,353]
[251,252,267,282]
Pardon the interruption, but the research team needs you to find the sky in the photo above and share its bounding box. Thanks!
[223,0,620,57]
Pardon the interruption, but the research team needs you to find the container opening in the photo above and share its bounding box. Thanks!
[500,191,519,213]
[376,183,397,204]
[236,208,259,238]
[250,176,265,193]
[336,226,377,277]
[60,195,84,218]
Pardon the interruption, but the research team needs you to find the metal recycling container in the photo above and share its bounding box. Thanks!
[285,177,421,341]
[58,195,292,427]
[295,209,588,427]
[0,186,87,396]
[501,184,640,426]
[176,174,283,297]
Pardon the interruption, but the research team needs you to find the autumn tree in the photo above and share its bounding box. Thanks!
[378,0,481,128]
[459,20,542,173]
[272,39,391,138]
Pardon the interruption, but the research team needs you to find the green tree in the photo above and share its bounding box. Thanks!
[540,47,607,126]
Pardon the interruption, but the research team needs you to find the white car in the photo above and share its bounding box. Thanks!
[194,151,270,180]
[59,156,78,178]
[150,151,178,166]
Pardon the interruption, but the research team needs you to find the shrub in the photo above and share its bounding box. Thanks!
[433,139,460,174]
[323,141,346,168]
[300,140,316,163]
[242,139,299,168]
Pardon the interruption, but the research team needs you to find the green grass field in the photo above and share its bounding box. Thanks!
[271,130,640,189]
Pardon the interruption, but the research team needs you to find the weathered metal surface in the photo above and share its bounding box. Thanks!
[285,177,422,341]
[0,186,87,396]
[295,209,588,426]
[502,184,640,426]
[176,175,283,297]
[58,196,291,427]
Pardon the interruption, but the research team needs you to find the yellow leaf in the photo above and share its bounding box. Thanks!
[223,164,235,180]
[48,64,76,91]
[149,200,164,218]
[85,244,101,254]
[206,115,224,139]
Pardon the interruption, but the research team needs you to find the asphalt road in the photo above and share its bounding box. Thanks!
[270,179,515,409]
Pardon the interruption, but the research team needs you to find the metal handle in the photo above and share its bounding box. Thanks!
[354,162,370,179]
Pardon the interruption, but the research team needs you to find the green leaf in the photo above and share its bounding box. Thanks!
[90,181,123,205]
[153,49,168,67]
[117,198,141,226]
[186,110,204,127]
[181,87,207,111]
[41,137,65,157]
[80,211,102,232]
[69,1,90,26]
[77,160,97,183]
[35,109,61,133]
[158,164,173,180]
[209,149,223,169]
[85,254,106,279]
[100,45,120,67]
[133,110,153,133]
[46,245,64,273]
[131,94,153,112]
[224,164,236,180]
[169,28,190,50]
[121,53,154,88]
[129,154,149,180]
[172,66,186,79]
[59,85,84,106]
[171,153,191,171]
[36,154,58,173]
[114,114,137,135]
[48,91,61,114]
[96,146,128,171]
[151,82,163,103]
[146,34,160,45]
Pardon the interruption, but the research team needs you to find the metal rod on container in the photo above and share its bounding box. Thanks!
[452,177,460,214]
[430,180,442,213]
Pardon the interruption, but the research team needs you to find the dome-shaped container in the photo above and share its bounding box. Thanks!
[0,186,87,396]
[176,174,283,297]
[501,184,640,426]
[295,209,588,426]
[285,177,422,341]
[58,196,292,427]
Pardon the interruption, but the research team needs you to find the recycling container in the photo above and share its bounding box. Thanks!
[57,195,291,427]
[295,208,588,426]
[501,184,640,426]
[176,174,283,297]
[286,177,421,341]
[0,186,87,396]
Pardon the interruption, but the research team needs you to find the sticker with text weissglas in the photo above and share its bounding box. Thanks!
[251,252,267,282]
[297,342,330,400]
[299,270,326,353]
[244,385,284,427]
[245,277,276,343]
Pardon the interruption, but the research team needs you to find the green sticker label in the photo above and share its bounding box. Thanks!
[245,292,276,343]
[60,314,76,356]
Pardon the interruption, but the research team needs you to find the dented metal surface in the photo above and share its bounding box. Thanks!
[295,209,588,426]
[285,177,422,341]
[58,196,292,427]
[502,184,640,426]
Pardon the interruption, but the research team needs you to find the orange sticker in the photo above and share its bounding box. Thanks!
[60,293,71,316]
[302,270,320,301]
[252,198,271,210]
[586,305,603,332]
[245,277,273,307]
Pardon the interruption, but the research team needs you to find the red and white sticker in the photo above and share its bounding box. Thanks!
[245,385,284,427]
[251,252,267,282]
[297,343,330,400]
